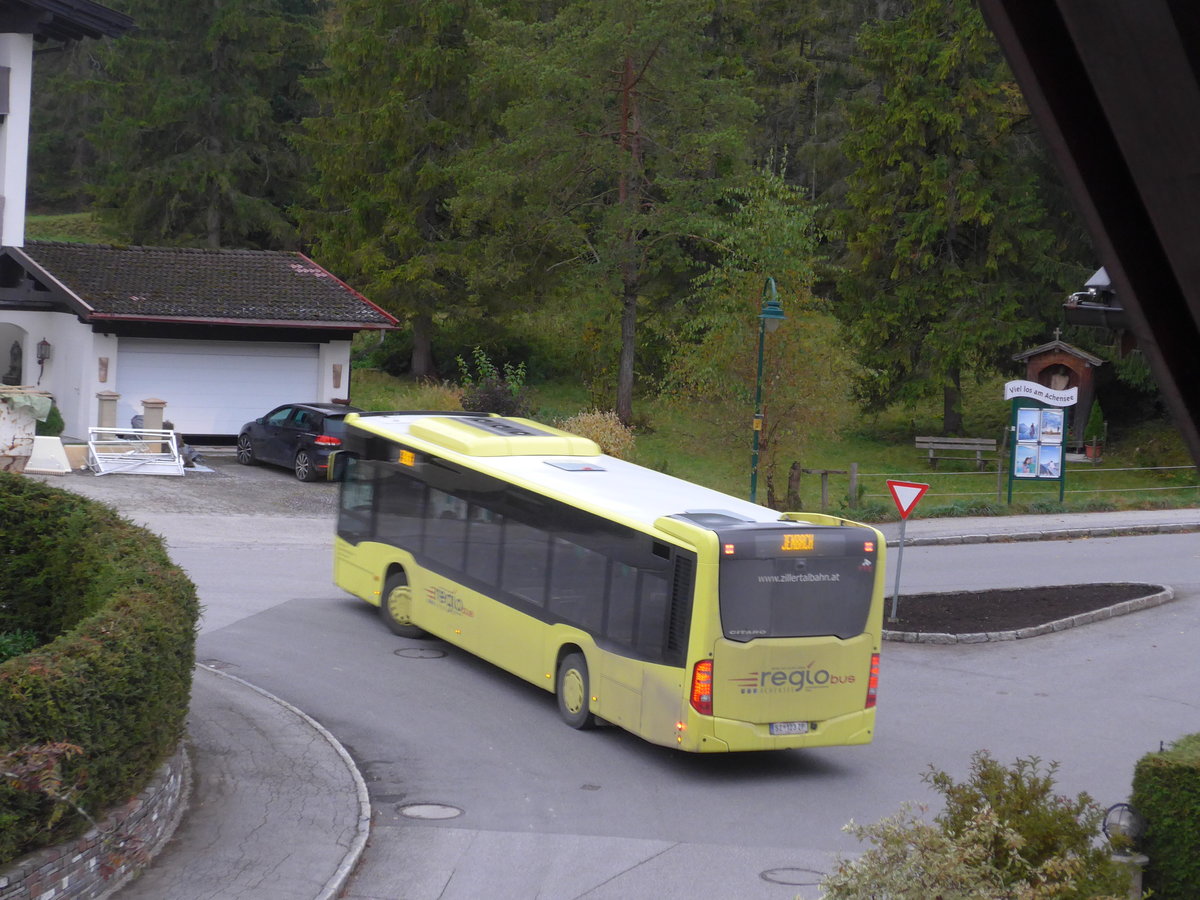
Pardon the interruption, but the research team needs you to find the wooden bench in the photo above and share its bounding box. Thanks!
[915,436,997,470]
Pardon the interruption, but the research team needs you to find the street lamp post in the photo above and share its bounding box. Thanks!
[750,277,786,503]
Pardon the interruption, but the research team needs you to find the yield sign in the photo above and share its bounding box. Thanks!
[887,480,929,519]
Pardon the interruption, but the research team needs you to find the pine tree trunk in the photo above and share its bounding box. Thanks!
[942,366,964,435]
[410,311,436,379]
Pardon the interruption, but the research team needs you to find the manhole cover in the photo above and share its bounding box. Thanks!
[398,803,463,820]
[393,647,447,659]
[761,867,824,886]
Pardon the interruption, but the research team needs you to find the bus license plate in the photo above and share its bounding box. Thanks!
[770,721,809,736]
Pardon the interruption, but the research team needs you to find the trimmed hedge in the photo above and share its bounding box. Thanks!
[0,473,199,863]
[1131,733,1200,899]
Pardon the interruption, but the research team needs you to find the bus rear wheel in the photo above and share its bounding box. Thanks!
[381,572,427,638]
[556,652,597,730]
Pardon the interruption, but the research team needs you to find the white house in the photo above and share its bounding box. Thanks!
[0,241,396,438]
[0,1,397,440]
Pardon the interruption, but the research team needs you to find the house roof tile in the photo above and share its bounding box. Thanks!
[21,241,396,329]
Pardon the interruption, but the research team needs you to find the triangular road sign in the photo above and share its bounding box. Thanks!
[887,480,929,519]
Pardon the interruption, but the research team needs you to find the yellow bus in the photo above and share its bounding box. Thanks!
[333,411,886,752]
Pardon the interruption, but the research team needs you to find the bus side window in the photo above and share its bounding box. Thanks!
[549,537,606,632]
[500,519,550,608]
[376,468,427,553]
[606,563,638,646]
[636,572,671,661]
[426,488,469,571]
[465,504,504,585]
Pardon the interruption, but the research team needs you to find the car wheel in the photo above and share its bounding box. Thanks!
[381,571,427,638]
[294,449,319,482]
[556,652,597,730]
[236,434,255,466]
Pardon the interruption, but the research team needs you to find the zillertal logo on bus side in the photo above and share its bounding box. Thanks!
[729,663,857,695]
[425,585,475,618]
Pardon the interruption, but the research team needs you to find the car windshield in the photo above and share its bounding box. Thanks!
[324,416,349,437]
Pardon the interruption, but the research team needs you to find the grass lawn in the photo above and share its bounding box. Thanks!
[26,212,123,243]
[350,368,1200,522]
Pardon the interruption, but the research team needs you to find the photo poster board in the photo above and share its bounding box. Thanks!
[1007,397,1066,502]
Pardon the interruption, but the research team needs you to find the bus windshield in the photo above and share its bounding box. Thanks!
[717,526,878,641]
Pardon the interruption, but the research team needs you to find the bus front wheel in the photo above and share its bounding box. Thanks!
[381,572,427,639]
[556,652,597,730]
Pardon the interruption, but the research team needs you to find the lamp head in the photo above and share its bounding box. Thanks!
[1102,803,1145,854]
[759,278,786,332]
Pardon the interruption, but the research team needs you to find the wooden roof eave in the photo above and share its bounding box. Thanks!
[83,311,396,330]
[1,245,96,318]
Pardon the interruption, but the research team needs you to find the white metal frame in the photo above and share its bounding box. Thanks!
[87,427,185,476]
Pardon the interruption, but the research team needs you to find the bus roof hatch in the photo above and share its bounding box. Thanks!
[408,416,602,458]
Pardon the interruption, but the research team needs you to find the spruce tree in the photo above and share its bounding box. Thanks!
[454,0,756,423]
[297,0,487,377]
[86,0,320,248]
[836,0,1072,434]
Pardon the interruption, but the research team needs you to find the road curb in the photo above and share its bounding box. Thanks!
[194,665,372,900]
[887,521,1200,548]
[884,584,1175,644]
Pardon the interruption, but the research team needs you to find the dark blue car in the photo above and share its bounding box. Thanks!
[236,402,363,482]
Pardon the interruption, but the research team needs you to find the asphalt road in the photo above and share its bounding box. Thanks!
[30,458,1200,899]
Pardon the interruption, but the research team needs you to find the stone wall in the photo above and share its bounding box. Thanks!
[0,742,189,900]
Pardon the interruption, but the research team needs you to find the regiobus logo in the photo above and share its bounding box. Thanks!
[729,662,856,695]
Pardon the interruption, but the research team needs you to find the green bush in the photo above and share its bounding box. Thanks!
[0,474,199,864]
[1084,401,1105,444]
[0,631,39,665]
[1131,733,1200,899]
[821,750,1131,899]
[457,347,532,418]
[34,402,64,437]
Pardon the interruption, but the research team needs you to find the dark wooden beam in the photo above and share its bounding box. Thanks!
[979,0,1200,464]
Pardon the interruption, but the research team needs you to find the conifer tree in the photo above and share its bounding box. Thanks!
[298,0,488,377]
[86,0,320,248]
[836,0,1071,434]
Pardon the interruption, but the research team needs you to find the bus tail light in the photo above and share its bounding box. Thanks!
[690,660,713,715]
[865,653,880,708]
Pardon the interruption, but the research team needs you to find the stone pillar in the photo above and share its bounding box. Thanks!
[141,398,166,431]
[142,398,168,453]
[96,391,119,429]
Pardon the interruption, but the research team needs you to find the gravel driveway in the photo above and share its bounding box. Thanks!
[25,453,338,520]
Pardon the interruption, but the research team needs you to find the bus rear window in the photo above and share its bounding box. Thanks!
[717,528,876,641]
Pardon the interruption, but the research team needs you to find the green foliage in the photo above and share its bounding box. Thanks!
[1131,733,1200,899]
[86,0,319,248]
[24,213,122,244]
[298,0,490,377]
[454,0,758,422]
[821,804,1121,900]
[837,0,1082,434]
[558,410,636,459]
[0,631,39,665]
[456,348,531,417]
[350,369,464,413]
[926,752,1128,897]
[1084,401,1105,443]
[822,751,1130,899]
[34,403,64,438]
[0,474,199,864]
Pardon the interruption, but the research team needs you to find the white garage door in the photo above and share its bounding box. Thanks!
[116,339,320,434]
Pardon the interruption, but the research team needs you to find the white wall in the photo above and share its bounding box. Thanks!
[0,311,103,439]
[318,340,353,403]
[0,33,32,247]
